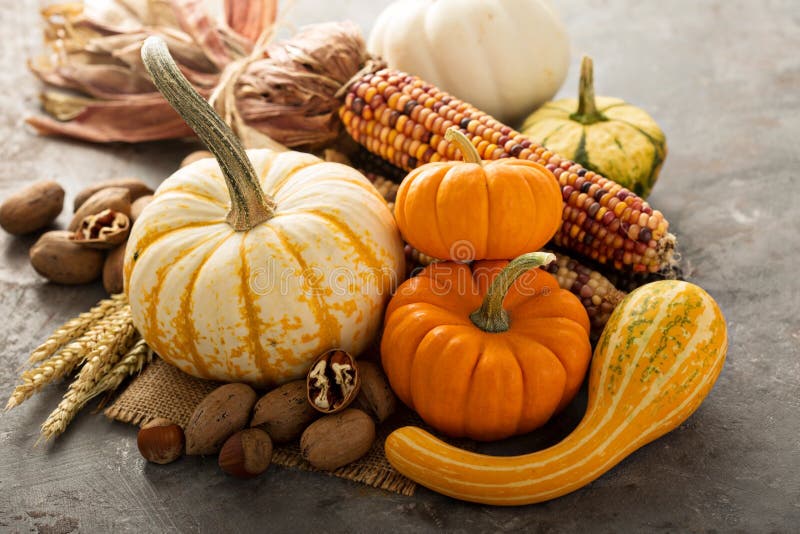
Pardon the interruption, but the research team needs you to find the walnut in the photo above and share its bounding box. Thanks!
[307,350,360,414]
[71,209,130,249]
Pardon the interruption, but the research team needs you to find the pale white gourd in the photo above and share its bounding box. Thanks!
[368,0,570,124]
[126,38,404,388]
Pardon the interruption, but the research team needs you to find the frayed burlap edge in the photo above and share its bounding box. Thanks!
[270,444,417,497]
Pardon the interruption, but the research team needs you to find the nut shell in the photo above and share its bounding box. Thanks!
[185,383,257,455]
[0,180,64,235]
[69,187,131,232]
[307,349,360,414]
[72,209,130,249]
[29,230,104,284]
[103,242,127,295]
[250,380,318,443]
[130,195,154,222]
[300,409,375,471]
[137,418,185,464]
[180,150,213,168]
[354,361,396,423]
[218,428,273,478]
[73,178,153,212]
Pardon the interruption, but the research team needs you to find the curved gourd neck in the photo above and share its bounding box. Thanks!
[140,37,275,231]
[570,56,608,126]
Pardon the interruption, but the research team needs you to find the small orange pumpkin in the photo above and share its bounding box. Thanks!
[394,128,563,262]
[381,252,591,441]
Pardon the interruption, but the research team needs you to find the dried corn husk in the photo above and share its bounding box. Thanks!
[28,3,370,150]
[227,21,371,149]
[27,0,277,143]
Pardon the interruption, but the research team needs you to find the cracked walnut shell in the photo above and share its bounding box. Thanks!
[307,350,360,414]
[71,209,130,249]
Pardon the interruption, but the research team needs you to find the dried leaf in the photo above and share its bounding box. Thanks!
[39,91,94,121]
[172,0,237,70]
[28,94,193,143]
[28,0,277,143]
[226,0,277,43]
[28,7,369,149]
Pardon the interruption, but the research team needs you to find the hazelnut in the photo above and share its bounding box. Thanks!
[0,180,64,235]
[180,150,213,168]
[307,349,360,414]
[218,429,273,479]
[137,418,184,464]
[73,178,153,212]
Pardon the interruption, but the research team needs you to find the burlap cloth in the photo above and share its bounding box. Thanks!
[105,358,426,495]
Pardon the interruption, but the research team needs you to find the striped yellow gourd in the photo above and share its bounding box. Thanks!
[384,280,728,505]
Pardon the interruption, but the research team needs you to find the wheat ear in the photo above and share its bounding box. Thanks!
[39,306,137,440]
[5,305,130,411]
[28,294,126,364]
[89,338,152,399]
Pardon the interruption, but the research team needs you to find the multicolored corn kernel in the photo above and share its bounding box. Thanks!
[340,69,676,273]
[404,244,439,269]
[542,250,627,336]
[364,172,399,211]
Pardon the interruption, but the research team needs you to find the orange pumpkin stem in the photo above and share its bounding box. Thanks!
[444,127,483,164]
[570,56,607,126]
[141,37,275,232]
[469,251,556,333]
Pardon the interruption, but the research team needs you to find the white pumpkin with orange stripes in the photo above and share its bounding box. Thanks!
[384,280,728,505]
[125,38,404,387]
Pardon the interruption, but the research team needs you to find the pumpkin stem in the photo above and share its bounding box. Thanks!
[469,252,556,333]
[570,56,607,126]
[140,37,275,231]
[445,127,482,165]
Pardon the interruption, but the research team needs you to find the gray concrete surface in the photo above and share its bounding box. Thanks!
[1,0,799,532]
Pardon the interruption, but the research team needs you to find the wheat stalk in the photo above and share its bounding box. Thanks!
[90,338,152,399]
[39,307,137,440]
[5,305,131,411]
[28,294,126,364]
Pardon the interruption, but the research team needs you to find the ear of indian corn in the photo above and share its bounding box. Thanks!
[341,69,676,273]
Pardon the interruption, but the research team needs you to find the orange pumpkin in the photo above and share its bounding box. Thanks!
[394,128,563,262]
[381,252,591,441]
